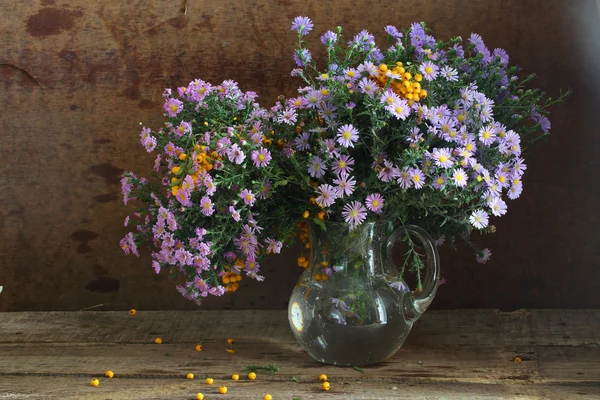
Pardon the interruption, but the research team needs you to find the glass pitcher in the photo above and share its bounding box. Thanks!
[288,220,440,366]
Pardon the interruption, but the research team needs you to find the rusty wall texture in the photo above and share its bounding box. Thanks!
[1,0,599,311]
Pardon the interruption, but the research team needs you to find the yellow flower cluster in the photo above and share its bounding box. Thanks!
[171,144,221,197]
[222,270,242,293]
[373,63,427,105]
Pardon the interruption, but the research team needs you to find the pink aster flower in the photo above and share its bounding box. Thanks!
[476,248,492,264]
[308,155,327,178]
[228,206,241,222]
[265,238,283,254]
[419,61,439,80]
[251,147,272,168]
[488,197,507,216]
[175,121,192,138]
[378,160,400,183]
[332,154,354,175]
[469,210,489,229]
[315,184,337,207]
[278,108,297,125]
[365,193,384,214]
[452,168,468,187]
[200,196,214,216]
[432,148,454,168]
[333,172,356,198]
[176,188,192,207]
[342,201,367,229]
[336,124,359,148]
[397,169,413,189]
[227,143,246,165]
[240,189,256,207]
[163,98,183,117]
[410,168,426,189]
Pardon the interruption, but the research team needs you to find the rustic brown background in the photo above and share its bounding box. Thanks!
[1,0,599,312]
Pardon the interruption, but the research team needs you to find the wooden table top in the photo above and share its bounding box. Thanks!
[1,309,599,399]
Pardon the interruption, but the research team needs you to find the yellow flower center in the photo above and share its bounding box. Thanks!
[346,71,355,77]
[395,106,404,114]
[413,175,420,182]
[425,66,433,74]
[466,143,474,151]
[245,194,252,201]
[170,105,178,112]
[372,200,379,207]
[436,177,444,185]
[343,131,352,140]
[258,154,265,161]
[483,131,491,139]
[439,155,448,163]
[338,161,346,168]
[350,210,359,218]
[499,176,506,183]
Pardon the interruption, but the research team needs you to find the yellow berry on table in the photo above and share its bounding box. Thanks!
[218,386,228,394]
[128,309,136,316]
[90,378,100,387]
[186,373,194,380]
[195,393,204,400]
[205,377,214,384]
[154,337,162,344]
[322,381,331,391]
[195,344,203,352]
[105,370,114,378]
[264,395,273,400]
[227,337,235,344]
[319,373,327,381]
[231,373,240,380]
[248,372,257,380]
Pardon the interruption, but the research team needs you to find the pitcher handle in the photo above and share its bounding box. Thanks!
[387,224,440,323]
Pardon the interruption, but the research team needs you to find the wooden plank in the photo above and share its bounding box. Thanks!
[2,376,598,400]
[1,0,600,312]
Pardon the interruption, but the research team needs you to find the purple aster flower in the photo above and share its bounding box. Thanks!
[345,101,356,110]
[163,98,183,117]
[200,196,214,216]
[386,98,411,120]
[175,188,192,207]
[378,160,400,182]
[336,124,359,148]
[350,29,375,50]
[380,88,400,106]
[488,197,507,216]
[227,143,246,165]
[508,182,523,200]
[315,184,337,207]
[142,135,157,152]
[294,48,312,67]
[120,232,139,256]
[469,210,489,229]
[152,260,161,274]
[493,48,509,65]
[257,179,272,200]
[240,189,256,207]
[419,61,439,80]
[332,154,354,175]
[228,206,241,222]
[291,16,314,35]
[358,77,377,97]
[365,193,384,214]
[384,25,402,39]
[331,298,351,312]
[321,30,338,46]
[435,235,446,247]
[265,238,283,254]
[480,105,494,123]
[293,131,311,151]
[397,169,413,189]
[342,201,367,229]
[389,280,409,291]
[452,168,468,187]
[251,147,272,168]
[175,121,192,138]
[476,248,492,264]
[511,158,527,177]
[358,61,379,76]
[278,107,297,125]
[440,66,458,82]
[318,102,337,121]
[333,172,356,198]
[287,96,308,110]
[320,138,339,159]
[432,148,454,168]
[343,67,359,81]
[410,168,426,189]
[308,155,327,178]
[478,124,497,146]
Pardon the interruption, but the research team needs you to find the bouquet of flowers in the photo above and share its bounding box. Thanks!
[269,17,568,284]
[121,17,568,302]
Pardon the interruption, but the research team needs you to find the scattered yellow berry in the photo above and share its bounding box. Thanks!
[179,153,187,161]
[195,393,205,400]
[414,73,423,82]
[303,210,310,219]
[319,374,328,381]
[205,377,214,384]
[128,309,136,316]
[225,348,237,353]
[227,338,235,344]
[232,373,240,381]
[515,357,523,363]
[378,64,388,72]
[248,372,257,380]
[171,166,181,174]
[105,370,114,378]
[317,211,326,220]
[264,395,273,400]
[90,378,100,387]
[218,386,228,394]
[154,337,163,344]
[322,381,331,391]
[195,344,204,352]
[187,373,195,380]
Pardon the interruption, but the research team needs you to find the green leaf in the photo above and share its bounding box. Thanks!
[274,180,288,187]
[291,376,300,382]
[313,217,327,231]
[353,365,363,372]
